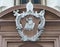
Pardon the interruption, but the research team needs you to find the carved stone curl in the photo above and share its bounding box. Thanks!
[13,2,45,41]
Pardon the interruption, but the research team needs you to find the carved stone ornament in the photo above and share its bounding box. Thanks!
[13,1,45,41]
[24,17,35,31]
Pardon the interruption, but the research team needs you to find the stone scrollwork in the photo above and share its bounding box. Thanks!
[13,1,45,41]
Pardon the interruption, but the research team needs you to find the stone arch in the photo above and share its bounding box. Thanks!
[0,5,60,18]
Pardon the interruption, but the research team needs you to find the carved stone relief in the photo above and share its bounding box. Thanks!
[13,1,45,41]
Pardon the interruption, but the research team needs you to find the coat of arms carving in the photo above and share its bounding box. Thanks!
[24,17,35,31]
[13,1,45,41]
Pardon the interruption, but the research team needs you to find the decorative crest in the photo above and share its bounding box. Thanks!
[26,1,33,12]
[13,1,45,41]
